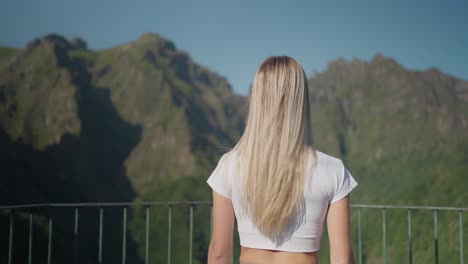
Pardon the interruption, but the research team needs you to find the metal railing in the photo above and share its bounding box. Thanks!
[1,202,466,264]
[352,204,466,264]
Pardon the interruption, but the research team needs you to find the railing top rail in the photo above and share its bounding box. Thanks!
[0,201,213,209]
[0,201,467,211]
[351,204,468,211]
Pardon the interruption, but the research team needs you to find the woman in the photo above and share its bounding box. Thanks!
[207,56,358,264]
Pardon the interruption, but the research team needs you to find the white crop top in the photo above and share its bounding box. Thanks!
[206,148,358,252]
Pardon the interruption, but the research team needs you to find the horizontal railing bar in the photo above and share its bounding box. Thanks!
[0,202,467,211]
[0,201,213,209]
[351,204,468,211]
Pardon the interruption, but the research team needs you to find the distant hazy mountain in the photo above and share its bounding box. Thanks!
[308,55,468,263]
[309,54,468,207]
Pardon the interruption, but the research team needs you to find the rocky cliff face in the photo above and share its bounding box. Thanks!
[309,54,468,205]
[3,36,466,206]
[0,33,248,264]
[0,33,247,204]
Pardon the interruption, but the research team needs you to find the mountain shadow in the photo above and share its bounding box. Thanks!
[0,36,143,263]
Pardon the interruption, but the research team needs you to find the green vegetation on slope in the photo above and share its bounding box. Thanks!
[0,33,246,264]
[309,55,468,263]
[0,35,466,263]
[0,47,16,61]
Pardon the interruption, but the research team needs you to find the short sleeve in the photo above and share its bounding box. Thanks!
[206,154,232,199]
[330,161,358,204]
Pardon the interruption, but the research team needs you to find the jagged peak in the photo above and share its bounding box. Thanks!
[327,56,367,69]
[25,33,72,51]
[24,34,88,52]
[15,33,79,69]
[327,56,348,67]
[371,52,386,62]
[70,37,88,50]
[139,32,163,41]
[42,34,70,46]
[370,53,401,67]
[133,32,176,52]
[420,66,453,83]
[425,66,442,73]
[325,53,400,69]
[326,53,399,69]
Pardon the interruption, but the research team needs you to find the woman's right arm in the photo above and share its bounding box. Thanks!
[327,195,355,264]
[208,191,234,264]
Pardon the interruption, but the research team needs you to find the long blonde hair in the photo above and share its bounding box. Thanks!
[233,56,317,239]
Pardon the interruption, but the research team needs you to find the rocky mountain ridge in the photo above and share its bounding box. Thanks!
[0,34,467,263]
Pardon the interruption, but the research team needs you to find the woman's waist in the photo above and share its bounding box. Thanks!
[239,246,318,264]
[239,232,322,252]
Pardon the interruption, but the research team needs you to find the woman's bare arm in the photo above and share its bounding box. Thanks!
[327,195,355,264]
[208,191,234,264]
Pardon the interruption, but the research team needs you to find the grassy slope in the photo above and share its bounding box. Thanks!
[0,47,16,60]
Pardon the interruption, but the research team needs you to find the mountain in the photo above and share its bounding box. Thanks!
[0,33,246,201]
[0,33,246,264]
[309,54,468,206]
[0,33,467,263]
[308,55,468,263]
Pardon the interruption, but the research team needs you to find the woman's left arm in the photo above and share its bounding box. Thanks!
[208,191,234,264]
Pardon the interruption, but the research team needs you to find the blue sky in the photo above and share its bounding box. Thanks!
[1,0,467,95]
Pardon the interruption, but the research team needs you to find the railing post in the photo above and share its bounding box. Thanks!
[460,211,464,264]
[167,205,172,264]
[28,213,33,264]
[145,206,150,264]
[122,207,127,264]
[382,208,386,264]
[434,210,438,264]
[189,205,194,264]
[358,207,362,264]
[47,216,53,264]
[8,211,13,264]
[408,209,412,264]
[1,202,467,264]
[73,208,79,264]
[98,208,103,264]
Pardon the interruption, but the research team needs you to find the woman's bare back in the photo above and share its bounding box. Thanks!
[239,246,319,264]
